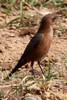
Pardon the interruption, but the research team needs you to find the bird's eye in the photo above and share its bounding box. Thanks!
[53,17,56,21]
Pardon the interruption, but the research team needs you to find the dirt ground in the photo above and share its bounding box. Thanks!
[0,5,67,100]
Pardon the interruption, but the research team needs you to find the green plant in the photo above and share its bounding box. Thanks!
[51,0,65,7]
[60,25,67,34]
[42,0,67,7]
[0,90,4,99]
[1,0,15,15]
[19,0,24,25]
[26,0,35,5]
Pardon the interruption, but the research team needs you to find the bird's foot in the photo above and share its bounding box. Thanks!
[4,76,10,81]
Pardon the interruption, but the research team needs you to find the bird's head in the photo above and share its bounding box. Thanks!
[37,13,62,33]
[41,13,59,26]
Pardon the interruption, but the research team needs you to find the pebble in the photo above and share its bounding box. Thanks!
[25,93,42,100]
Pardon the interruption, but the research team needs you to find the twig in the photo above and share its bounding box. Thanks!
[23,1,45,15]
[7,17,20,26]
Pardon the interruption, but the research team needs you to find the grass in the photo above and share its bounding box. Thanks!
[0,60,67,99]
[0,0,66,28]
[0,90,4,99]
[60,25,67,34]
[42,0,67,7]
[0,0,67,99]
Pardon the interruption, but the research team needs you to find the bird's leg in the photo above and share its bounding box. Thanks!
[31,61,36,78]
[38,61,45,80]
[38,61,44,75]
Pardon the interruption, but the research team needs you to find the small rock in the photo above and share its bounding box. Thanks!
[25,93,41,100]
[27,84,40,91]
[35,95,42,100]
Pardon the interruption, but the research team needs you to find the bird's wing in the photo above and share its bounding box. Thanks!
[6,34,42,77]
[21,33,42,59]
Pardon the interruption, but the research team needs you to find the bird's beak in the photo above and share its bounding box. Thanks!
[57,14,63,17]
[54,14,63,21]
[55,11,64,18]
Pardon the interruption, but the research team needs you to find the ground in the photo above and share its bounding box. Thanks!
[0,2,67,100]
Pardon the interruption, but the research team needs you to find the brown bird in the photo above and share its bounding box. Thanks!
[6,13,58,79]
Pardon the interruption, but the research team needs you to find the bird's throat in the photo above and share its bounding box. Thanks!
[37,23,53,37]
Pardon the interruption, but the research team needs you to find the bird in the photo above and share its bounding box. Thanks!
[5,13,58,79]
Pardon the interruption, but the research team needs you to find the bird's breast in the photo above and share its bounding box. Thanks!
[31,31,53,61]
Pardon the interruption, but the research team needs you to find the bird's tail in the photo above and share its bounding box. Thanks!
[5,58,27,79]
